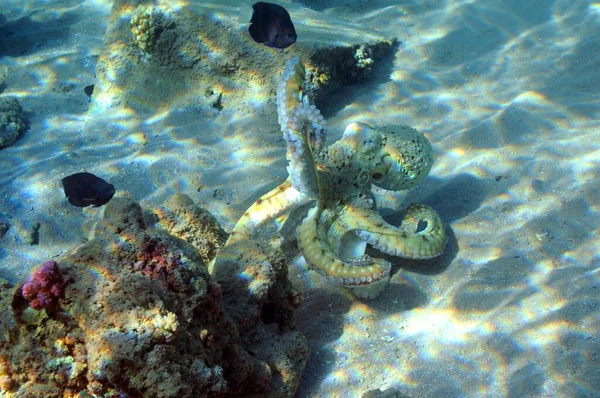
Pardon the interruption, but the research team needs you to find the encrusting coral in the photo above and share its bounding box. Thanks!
[0,195,308,397]
[130,5,157,52]
[354,45,374,69]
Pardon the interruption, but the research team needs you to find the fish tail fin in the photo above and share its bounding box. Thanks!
[239,1,253,24]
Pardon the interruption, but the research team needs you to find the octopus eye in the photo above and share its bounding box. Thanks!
[371,162,387,183]
[416,220,428,233]
[372,172,384,182]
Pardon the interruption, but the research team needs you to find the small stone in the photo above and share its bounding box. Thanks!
[0,97,27,149]
[0,221,9,239]
[28,222,40,245]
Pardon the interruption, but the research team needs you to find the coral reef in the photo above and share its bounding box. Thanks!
[0,96,26,149]
[91,0,396,118]
[20,260,65,311]
[0,195,308,397]
[305,40,398,111]
[134,236,187,291]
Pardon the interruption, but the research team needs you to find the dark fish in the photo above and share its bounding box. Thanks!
[61,172,115,207]
[248,2,297,49]
[84,84,94,98]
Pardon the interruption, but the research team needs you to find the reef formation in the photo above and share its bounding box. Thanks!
[91,0,396,118]
[225,58,448,299]
[0,194,308,397]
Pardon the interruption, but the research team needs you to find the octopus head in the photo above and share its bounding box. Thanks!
[342,122,385,157]
[371,125,434,191]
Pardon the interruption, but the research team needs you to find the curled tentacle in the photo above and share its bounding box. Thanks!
[277,57,305,132]
[336,203,447,259]
[297,206,391,288]
[227,57,324,246]
[283,103,326,198]
[276,57,326,199]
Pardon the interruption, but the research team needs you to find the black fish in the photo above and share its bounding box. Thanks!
[61,172,115,207]
[248,2,297,49]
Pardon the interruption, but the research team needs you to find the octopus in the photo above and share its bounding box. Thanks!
[221,58,448,298]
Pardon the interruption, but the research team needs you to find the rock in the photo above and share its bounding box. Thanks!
[211,238,309,396]
[0,196,308,397]
[0,97,26,149]
[0,221,8,239]
[26,222,40,245]
[155,193,228,266]
[0,64,9,92]
[91,0,397,119]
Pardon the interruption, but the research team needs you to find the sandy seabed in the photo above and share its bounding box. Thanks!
[1,0,599,397]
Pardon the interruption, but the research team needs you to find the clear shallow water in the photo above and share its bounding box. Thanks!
[1,0,599,397]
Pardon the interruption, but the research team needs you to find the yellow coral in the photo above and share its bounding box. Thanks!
[0,355,15,393]
[151,310,178,342]
[317,72,330,85]
[354,45,374,69]
[131,6,156,52]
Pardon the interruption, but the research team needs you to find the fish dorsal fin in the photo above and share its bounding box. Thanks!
[239,1,254,24]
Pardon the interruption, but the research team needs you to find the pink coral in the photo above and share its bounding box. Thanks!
[21,260,65,310]
[134,237,185,291]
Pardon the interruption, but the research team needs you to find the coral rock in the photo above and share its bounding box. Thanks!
[155,193,228,266]
[0,195,308,397]
[0,97,26,149]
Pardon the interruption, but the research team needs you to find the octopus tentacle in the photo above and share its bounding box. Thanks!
[331,203,447,259]
[277,57,326,199]
[276,57,305,131]
[297,205,391,287]
[227,179,310,245]
[283,103,326,198]
[275,200,315,241]
[227,57,323,245]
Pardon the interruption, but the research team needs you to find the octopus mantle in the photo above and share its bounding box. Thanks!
[221,58,447,298]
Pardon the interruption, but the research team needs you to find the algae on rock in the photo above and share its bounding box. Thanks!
[0,195,308,397]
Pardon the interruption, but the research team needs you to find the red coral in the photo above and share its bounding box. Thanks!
[134,237,184,291]
[21,260,65,310]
